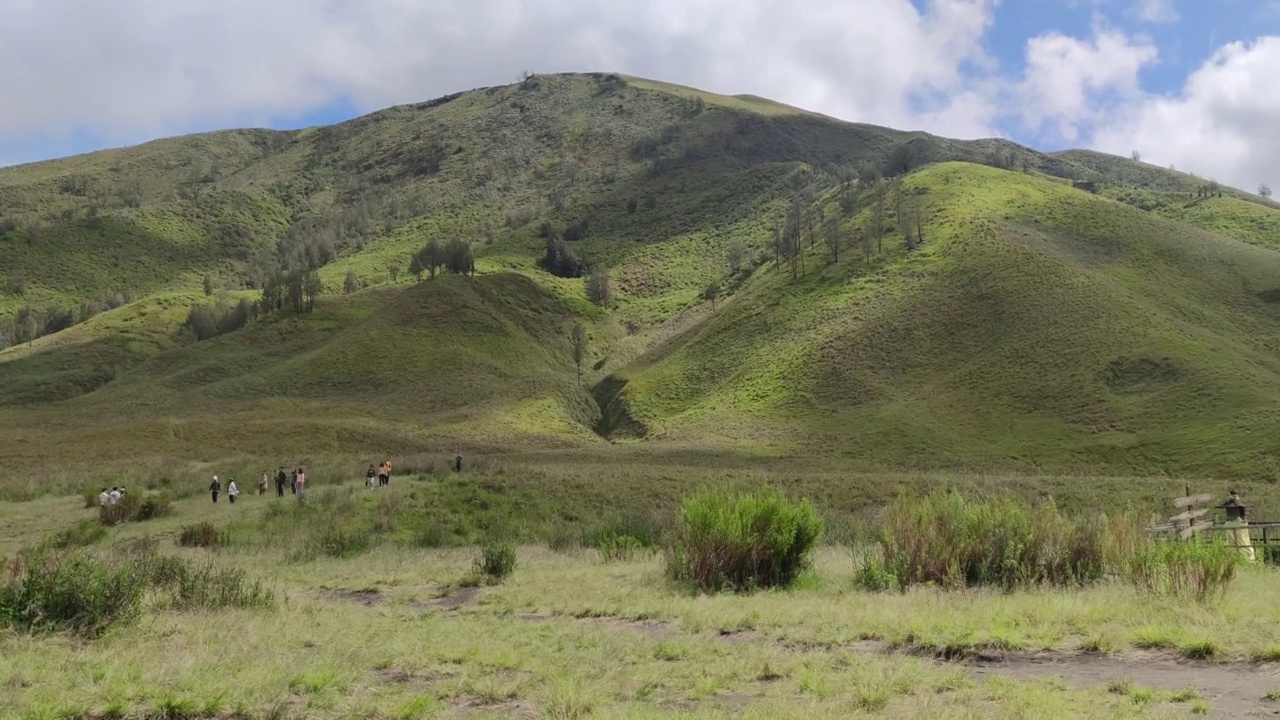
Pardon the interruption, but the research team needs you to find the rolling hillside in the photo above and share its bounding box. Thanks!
[3,72,1280,492]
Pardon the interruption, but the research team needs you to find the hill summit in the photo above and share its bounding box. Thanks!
[4,71,1280,491]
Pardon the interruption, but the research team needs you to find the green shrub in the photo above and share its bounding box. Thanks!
[1128,539,1239,601]
[582,511,668,549]
[177,522,223,548]
[98,492,170,526]
[47,520,108,549]
[598,534,646,563]
[0,543,273,637]
[665,489,823,592]
[858,491,1119,591]
[0,550,146,637]
[135,494,173,521]
[475,540,517,580]
[318,527,373,558]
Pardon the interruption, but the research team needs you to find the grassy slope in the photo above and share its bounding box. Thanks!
[3,73,1280,487]
[612,163,1280,478]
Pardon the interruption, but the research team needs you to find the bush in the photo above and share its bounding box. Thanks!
[858,492,1117,591]
[47,520,108,549]
[99,492,170,526]
[665,489,823,592]
[318,527,373,558]
[177,522,223,548]
[599,535,646,563]
[475,540,517,580]
[0,544,273,637]
[0,550,146,637]
[1128,540,1239,602]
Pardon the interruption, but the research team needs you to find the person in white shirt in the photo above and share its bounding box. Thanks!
[98,488,110,506]
[227,479,239,504]
[109,487,122,505]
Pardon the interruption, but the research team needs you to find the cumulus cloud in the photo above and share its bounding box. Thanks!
[1088,37,1280,192]
[1016,23,1158,142]
[0,0,1002,156]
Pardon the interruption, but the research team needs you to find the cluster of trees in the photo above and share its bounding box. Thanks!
[1260,183,1273,199]
[259,269,324,316]
[408,238,475,281]
[0,292,135,349]
[542,236,585,278]
[185,297,256,341]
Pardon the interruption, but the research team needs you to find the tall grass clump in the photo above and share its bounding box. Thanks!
[474,540,517,581]
[177,522,224,548]
[1128,539,1239,601]
[665,489,822,592]
[858,491,1123,591]
[0,550,146,637]
[1,543,273,637]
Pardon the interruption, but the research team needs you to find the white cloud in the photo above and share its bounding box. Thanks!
[1129,0,1179,24]
[1089,37,1280,192]
[0,0,1003,156]
[1016,23,1158,142]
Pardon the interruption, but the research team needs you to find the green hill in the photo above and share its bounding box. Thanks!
[4,72,1280,493]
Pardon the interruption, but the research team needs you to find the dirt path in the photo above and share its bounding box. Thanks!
[333,591,1280,717]
[968,651,1280,718]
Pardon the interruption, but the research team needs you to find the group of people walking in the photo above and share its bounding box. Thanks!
[366,459,393,488]
[203,456,465,504]
[209,466,306,503]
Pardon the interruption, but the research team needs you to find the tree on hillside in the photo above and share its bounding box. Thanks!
[1260,183,1273,199]
[1130,150,1141,162]
[259,273,284,315]
[585,265,614,308]
[343,270,359,294]
[202,274,215,296]
[388,262,401,283]
[726,241,747,274]
[908,195,927,251]
[870,182,886,255]
[423,238,446,279]
[570,322,587,386]
[823,213,841,264]
[839,182,858,217]
[541,236,583,278]
[409,252,425,281]
[703,282,720,312]
[15,307,37,346]
[302,270,323,312]
[783,196,805,279]
[444,239,475,276]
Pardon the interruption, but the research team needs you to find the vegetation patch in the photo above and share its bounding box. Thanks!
[665,489,822,592]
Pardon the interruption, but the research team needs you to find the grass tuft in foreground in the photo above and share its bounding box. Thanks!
[665,489,822,592]
[0,541,272,637]
[856,491,1241,598]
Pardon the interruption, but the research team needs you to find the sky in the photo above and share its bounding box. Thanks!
[1,0,1278,192]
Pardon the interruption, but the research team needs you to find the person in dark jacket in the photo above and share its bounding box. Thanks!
[210,475,221,503]
[275,467,287,498]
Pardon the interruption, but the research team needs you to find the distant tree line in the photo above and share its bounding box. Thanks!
[407,238,475,281]
[0,291,135,349]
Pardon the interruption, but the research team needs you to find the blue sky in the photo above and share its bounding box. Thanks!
[1,0,1278,191]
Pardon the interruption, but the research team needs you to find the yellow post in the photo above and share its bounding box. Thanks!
[1224,519,1256,562]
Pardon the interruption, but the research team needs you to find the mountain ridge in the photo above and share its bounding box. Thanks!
[3,71,1280,494]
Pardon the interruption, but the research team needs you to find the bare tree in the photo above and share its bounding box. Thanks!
[585,265,614,307]
[1130,150,1141,162]
[1260,183,1273,199]
[343,270,359,294]
[388,262,401,283]
[570,322,587,386]
[823,213,841,264]
[871,182,886,254]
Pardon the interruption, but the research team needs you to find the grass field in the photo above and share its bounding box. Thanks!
[5,473,1280,719]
